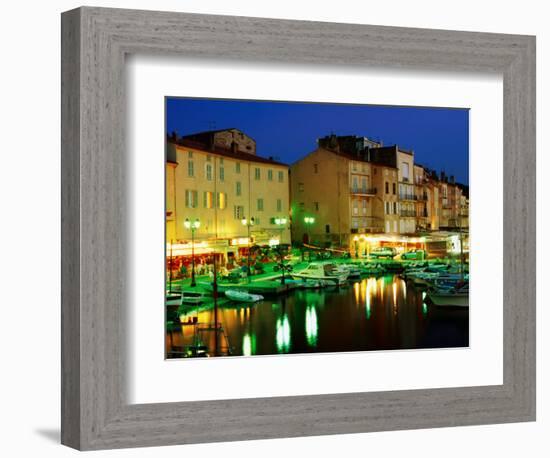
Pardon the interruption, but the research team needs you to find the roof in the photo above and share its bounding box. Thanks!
[181,127,241,137]
[169,139,288,167]
[291,147,397,169]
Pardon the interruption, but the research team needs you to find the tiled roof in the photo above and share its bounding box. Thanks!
[170,139,288,167]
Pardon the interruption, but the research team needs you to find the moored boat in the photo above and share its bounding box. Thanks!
[427,283,469,307]
[292,262,349,285]
[225,289,264,303]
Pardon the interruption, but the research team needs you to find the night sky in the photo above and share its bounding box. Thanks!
[166,98,469,185]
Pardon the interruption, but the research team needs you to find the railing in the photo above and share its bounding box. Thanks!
[399,210,416,217]
[350,187,377,195]
[399,194,416,201]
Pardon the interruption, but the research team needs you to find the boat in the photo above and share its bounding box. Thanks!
[427,282,469,307]
[291,262,349,285]
[165,293,182,306]
[336,263,363,279]
[225,289,264,303]
[180,291,210,305]
[301,279,331,289]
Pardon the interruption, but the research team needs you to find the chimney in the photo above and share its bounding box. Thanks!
[450,175,455,184]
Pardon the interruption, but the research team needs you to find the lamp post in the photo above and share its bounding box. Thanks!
[274,217,290,284]
[184,218,200,287]
[303,216,315,261]
[241,216,255,282]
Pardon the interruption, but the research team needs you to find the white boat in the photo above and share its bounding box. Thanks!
[292,262,349,285]
[166,293,181,306]
[225,289,264,303]
[427,283,469,307]
[301,279,331,289]
[336,263,362,279]
[180,291,209,305]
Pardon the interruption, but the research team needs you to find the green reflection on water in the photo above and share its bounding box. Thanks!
[242,333,257,356]
[305,305,318,347]
[276,315,291,353]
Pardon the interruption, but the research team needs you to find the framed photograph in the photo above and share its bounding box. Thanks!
[61,6,535,450]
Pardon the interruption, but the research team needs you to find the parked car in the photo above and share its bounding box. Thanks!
[369,247,397,259]
[401,249,427,260]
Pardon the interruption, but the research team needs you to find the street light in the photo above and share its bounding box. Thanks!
[273,216,291,284]
[302,216,315,261]
[241,216,255,282]
[184,218,200,287]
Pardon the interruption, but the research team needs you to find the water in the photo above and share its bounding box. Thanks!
[166,275,469,358]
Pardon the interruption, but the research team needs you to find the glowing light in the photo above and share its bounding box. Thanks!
[354,282,360,302]
[231,237,251,246]
[305,306,318,347]
[268,238,280,247]
[392,281,397,307]
[243,334,252,356]
[422,303,428,316]
[276,315,291,353]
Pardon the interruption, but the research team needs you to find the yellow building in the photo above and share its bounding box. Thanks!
[166,129,290,267]
[290,147,398,251]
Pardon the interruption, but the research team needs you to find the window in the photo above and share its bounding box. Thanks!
[278,171,284,182]
[362,199,367,214]
[402,162,410,181]
[298,183,304,192]
[187,160,194,177]
[392,183,396,195]
[314,202,319,211]
[257,198,264,211]
[217,192,226,209]
[255,217,260,225]
[325,224,330,234]
[219,166,224,182]
[254,168,260,180]
[314,163,318,173]
[277,199,282,212]
[352,162,357,171]
[188,151,193,158]
[393,202,398,214]
[236,181,242,196]
[299,202,305,211]
[361,177,367,191]
[352,218,359,229]
[185,190,198,208]
[234,205,244,220]
[385,182,389,194]
[203,191,213,209]
[268,169,273,181]
[206,164,213,181]
[352,177,358,191]
[236,162,241,173]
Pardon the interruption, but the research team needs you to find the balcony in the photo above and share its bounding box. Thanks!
[399,193,417,201]
[351,216,384,233]
[399,210,416,217]
[350,187,377,196]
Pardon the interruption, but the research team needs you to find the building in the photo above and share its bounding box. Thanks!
[166,129,290,271]
[289,146,398,251]
[291,134,469,254]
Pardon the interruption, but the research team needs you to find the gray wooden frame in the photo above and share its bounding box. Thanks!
[61,6,536,451]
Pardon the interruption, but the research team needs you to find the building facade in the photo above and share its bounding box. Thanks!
[291,134,469,253]
[166,129,290,268]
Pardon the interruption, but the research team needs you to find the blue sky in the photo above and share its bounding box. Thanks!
[166,97,469,185]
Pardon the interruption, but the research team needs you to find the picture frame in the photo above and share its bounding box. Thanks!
[61,6,536,450]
